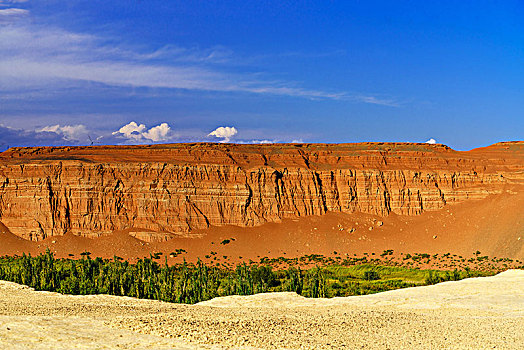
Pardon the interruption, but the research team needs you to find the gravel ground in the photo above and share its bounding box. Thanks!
[0,270,522,349]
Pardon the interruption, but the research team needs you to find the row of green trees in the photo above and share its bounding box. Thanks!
[0,250,336,303]
[0,251,478,303]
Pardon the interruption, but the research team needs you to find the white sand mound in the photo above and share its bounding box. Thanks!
[0,269,523,349]
[198,269,524,313]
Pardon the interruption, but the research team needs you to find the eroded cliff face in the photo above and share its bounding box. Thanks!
[0,142,522,241]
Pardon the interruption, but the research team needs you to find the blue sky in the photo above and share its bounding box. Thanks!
[0,1,522,150]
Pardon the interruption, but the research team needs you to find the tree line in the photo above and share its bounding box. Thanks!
[0,250,482,303]
[0,250,327,303]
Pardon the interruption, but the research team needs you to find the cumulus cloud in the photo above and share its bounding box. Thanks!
[0,124,83,149]
[38,124,88,141]
[208,126,238,143]
[0,121,310,148]
[142,123,170,142]
[425,138,437,144]
[112,121,146,141]
[112,121,172,143]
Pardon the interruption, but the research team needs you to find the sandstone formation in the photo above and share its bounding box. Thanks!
[0,142,522,241]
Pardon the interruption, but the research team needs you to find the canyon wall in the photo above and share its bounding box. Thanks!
[0,142,522,241]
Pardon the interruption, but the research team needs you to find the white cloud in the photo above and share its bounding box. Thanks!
[0,8,26,14]
[0,0,28,19]
[142,122,170,142]
[0,1,29,4]
[0,7,28,22]
[112,121,146,141]
[208,126,238,143]
[38,124,88,141]
[0,123,84,148]
[425,138,437,144]
[0,121,309,147]
[0,22,397,105]
[112,121,172,142]
[354,95,398,107]
[251,139,274,144]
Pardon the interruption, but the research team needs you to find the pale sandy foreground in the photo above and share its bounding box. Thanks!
[0,270,523,349]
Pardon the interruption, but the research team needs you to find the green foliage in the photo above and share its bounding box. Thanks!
[0,252,494,304]
[380,249,394,257]
[425,270,441,285]
[363,270,380,281]
[425,269,472,285]
[169,249,186,258]
[285,267,303,294]
[307,267,326,298]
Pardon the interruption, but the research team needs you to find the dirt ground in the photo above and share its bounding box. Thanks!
[0,270,522,349]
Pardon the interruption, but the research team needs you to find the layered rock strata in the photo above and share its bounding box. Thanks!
[0,142,522,241]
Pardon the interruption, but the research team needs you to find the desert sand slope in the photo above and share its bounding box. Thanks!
[1,270,523,349]
[1,185,522,264]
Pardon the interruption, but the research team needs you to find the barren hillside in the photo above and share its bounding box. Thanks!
[0,142,522,261]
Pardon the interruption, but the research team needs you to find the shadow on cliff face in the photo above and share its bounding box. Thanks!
[1,141,523,246]
[0,221,33,254]
[0,185,523,268]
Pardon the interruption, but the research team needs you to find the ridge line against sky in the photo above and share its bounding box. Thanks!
[0,1,523,150]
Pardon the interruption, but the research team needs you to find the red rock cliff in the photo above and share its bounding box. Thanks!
[0,142,522,241]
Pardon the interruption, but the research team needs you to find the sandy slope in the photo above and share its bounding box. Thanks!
[1,185,523,267]
[0,141,523,265]
[0,270,522,349]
